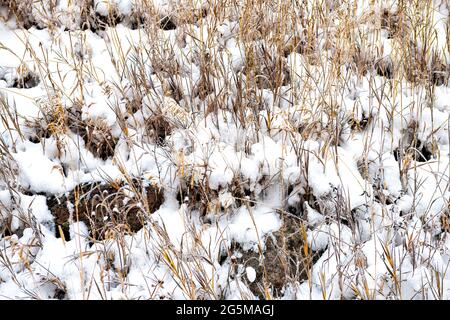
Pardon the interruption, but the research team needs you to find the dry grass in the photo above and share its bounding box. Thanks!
[0,0,448,300]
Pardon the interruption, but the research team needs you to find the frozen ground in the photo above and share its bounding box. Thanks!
[0,0,449,299]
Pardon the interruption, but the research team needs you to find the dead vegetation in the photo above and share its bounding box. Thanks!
[229,213,319,299]
[47,179,164,241]
[0,0,448,300]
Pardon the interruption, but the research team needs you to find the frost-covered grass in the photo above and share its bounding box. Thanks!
[0,0,449,300]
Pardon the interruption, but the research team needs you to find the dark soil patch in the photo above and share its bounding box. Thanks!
[0,221,14,238]
[394,138,433,163]
[68,112,118,161]
[176,176,259,216]
[129,14,146,30]
[47,180,164,240]
[229,178,255,208]
[229,213,319,299]
[430,59,448,86]
[159,16,177,30]
[381,9,403,39]
[92,11,124,31]
[375,58,393,79]
[349,112,371,132]
[12,71,40,89]
[145,113,173,144]
[53,287,67,300]
[0,69,40,89]
[441,208,450,234]
[176,178,217,216]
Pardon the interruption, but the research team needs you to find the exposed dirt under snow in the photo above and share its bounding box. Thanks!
[0,0,449,300]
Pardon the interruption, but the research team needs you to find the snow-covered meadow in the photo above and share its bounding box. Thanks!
[0,0,449,299]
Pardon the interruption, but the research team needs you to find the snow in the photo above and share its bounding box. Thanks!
[13,151,70,194]
[0,0,449,300]
[246,266,256,283]
[94,0,134,16]
[227,205,281,251]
